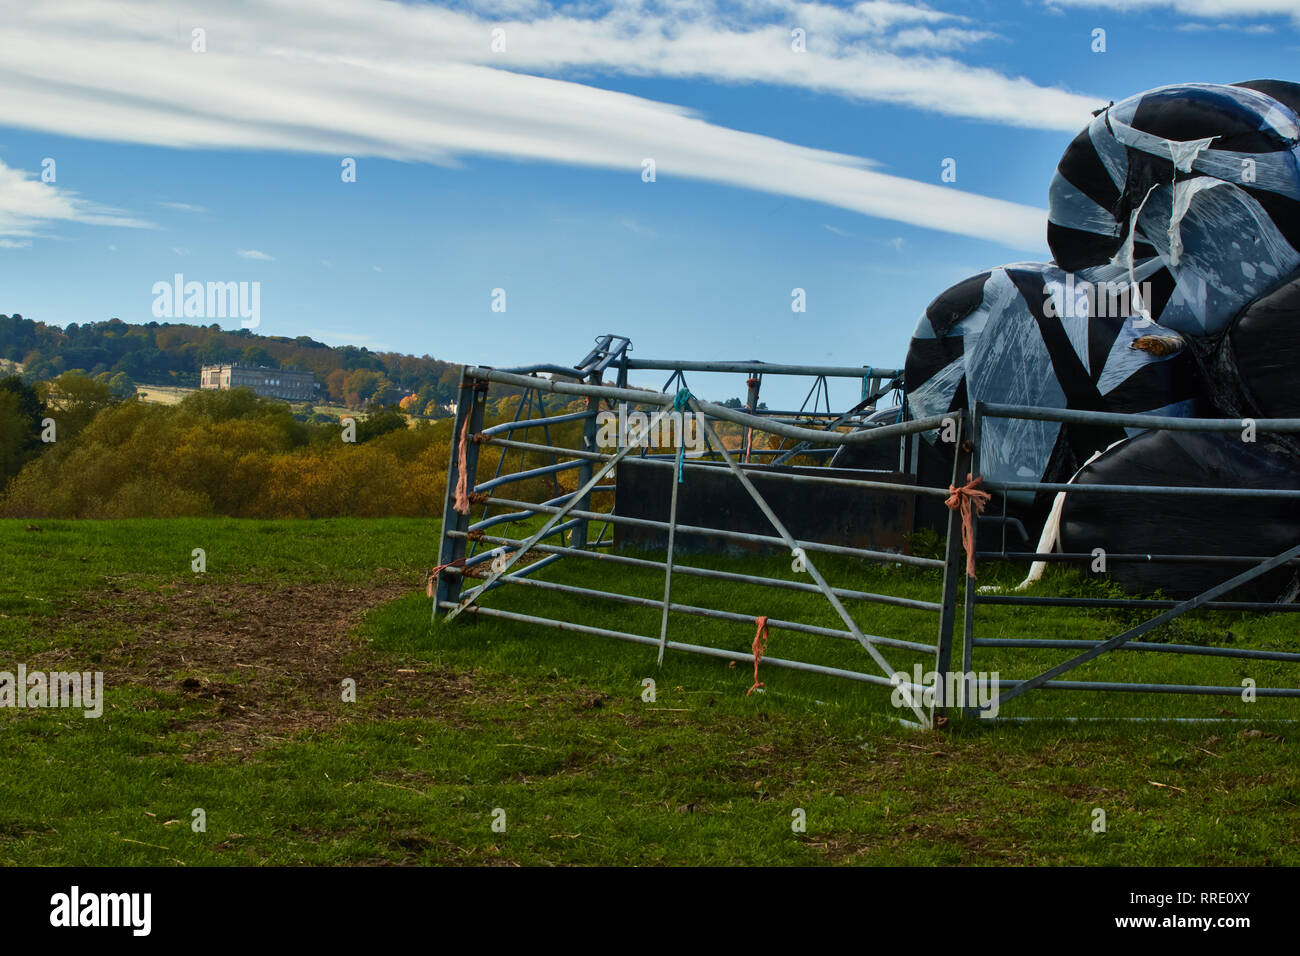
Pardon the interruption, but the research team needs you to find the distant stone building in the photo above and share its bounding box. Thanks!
[200,364,317,402]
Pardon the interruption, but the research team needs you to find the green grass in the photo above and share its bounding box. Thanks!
[1,517,1298,865]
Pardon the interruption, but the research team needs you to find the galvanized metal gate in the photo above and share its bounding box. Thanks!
[963,401,1300,720]
[432,338,969,727]
[432,337,1300,726]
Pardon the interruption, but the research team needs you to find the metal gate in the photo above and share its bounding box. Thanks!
[431,337,968,728]
[431,337,1300,726]
[963,401,1300,721]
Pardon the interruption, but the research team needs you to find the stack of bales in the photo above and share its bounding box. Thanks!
[902,79,1300,596]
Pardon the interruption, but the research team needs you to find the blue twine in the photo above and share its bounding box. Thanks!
[672,388,692,484]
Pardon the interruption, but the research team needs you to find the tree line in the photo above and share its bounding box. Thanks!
[1,314,464,414]
[0,373,580,519]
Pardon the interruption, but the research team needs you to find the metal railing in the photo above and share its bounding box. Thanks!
[431,338,1300,726]
[964,401,1300,720]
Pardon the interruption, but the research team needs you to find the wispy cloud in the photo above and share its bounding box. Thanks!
[153,200,208,213]
[0,0,1093,249]
[0,158,154,240]
[1048,0,1299,24]
[0,238,33,248]
[237,248,275,261]
[1174,21,1275,31]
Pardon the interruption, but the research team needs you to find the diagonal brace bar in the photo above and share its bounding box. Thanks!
[444,399,686,622]
[991,540,1300,712]
[688,399,929,725]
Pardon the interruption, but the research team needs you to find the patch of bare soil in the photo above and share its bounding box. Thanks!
[46,577,480,759]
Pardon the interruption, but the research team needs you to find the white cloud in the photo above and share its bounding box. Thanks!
[0,0,1093,249]
[154,201,208,213]
[0,157,154,240]
[1174,20,1275,30]
[0,238,33,248]
[1049,0,1299,22]
[237,249,275,261]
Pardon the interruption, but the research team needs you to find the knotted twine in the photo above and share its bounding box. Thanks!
[453,413,472,515]
[945,473,992,578]
[747,616,771,696]
[427,558,466,596]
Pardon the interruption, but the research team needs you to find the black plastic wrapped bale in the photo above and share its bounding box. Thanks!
[1059,430,1300,599]
[903,262,1201,504]
[1224,269,1300,418]
[1047,82,1300,337]
[1235,79,1300,117]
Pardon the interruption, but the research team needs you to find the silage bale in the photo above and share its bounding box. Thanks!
[1058,429,1300,599]
[903,262,1201,501]
[1047,82,1300,337]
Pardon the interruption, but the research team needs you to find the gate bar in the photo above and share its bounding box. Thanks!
[688,398,929,724]
[437,601,927,691]
[975,637,1300,663]
[479,436,949,497]
[483,494,944,568]
[464,366,949,447]
[446,529,943,613]
[445,568,936,654]
[991,541,1300,711]
[445,400,690,622]
[978,402,1300,432]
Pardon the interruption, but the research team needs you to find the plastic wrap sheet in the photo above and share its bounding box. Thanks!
[1047,82,1300,335]
[1059,430,1300,599]
[903,263,1202,500]
[1133,178,1300,335]
[1235,80,1300,117]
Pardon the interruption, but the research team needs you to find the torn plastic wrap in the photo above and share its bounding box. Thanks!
[903,263,1202,503]
[1058,430,1300,599]
[1047,82,1300,337]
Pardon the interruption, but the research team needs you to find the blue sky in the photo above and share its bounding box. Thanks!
[2,0,1298,406]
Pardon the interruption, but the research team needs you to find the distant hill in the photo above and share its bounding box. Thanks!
[0,314,462,414]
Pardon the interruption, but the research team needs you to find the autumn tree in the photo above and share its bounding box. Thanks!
[0,376,43,487]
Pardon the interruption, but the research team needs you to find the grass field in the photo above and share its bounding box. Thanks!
[2,517,1298,865]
